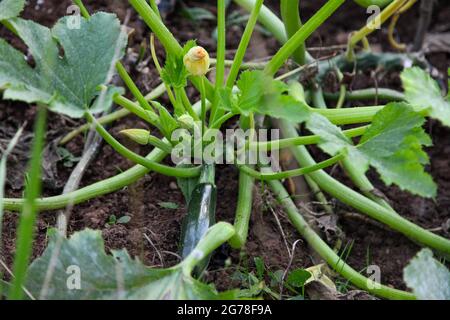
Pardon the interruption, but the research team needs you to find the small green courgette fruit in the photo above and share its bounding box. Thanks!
[179,164,217,273]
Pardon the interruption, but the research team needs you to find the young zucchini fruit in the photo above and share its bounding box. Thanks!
[179,164,217,273]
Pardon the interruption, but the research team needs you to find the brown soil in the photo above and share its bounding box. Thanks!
[1,0,449,299]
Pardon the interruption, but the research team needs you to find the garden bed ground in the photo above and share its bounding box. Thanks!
[1,0,449,299]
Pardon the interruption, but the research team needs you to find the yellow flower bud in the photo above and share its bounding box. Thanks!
[183,46,210,76]
[177,114,196,131]
[120,129,150,145]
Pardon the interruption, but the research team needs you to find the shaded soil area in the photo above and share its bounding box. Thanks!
[1,0,449,299]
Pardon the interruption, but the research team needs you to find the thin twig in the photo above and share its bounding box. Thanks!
[279,239,302,299]
[143,232,165,267]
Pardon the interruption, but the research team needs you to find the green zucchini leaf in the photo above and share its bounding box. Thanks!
[26,224,237,300]
[306,103,437,198]
[177,165,200,203]
[0,12,127,118]
[0,0,25,20]
[403,249,450,300]
[219,70,310,122]
[161,40,196,89]
[152,101,179,139]
[401,67,450,128]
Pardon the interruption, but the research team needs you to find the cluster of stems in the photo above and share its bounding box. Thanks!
[2,0,449,301]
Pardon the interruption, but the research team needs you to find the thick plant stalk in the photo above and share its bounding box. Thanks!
[280,0,305,65]
[323,88,405,102]
[86,112,201,178]
[234,0,287,43]
[128,0,215,100]
[229,171,254,249]
[2,147,168,212]
[208,0,227,123]
[238,153,344,181]
[182,222,235,275]
[226,0,264,88]
[252,125,367,151]
[311,86,395,211]
[223,0,263,249]
[264,0,345,76]
[59,83,167,145]
[268,178,415,300]
[2,93,207,213]
[278,119,450,255]
[341,157,394,211]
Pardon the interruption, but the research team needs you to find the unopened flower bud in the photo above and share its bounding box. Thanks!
[177,114,196,131]
[120,129,150,145]
[183,46,210,76]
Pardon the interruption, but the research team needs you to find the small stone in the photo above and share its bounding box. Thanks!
[169,182,178,190]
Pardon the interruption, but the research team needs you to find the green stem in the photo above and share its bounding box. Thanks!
[234,0,288,43]
[226,0,264,88]
[210,112,235,130]
[115,62,153,111]
[73,0,90,19]
[182,222,235,275]
[323,88,405,102]
[238,153,344,181]
[129,0,215,100]
[341,157,395,211]
[148,0,162,19]
[113,95,159,127]
[172,87,187,117]
[200,77,207,134]
[278,120,450,255]
[59,83,166,145]
[215,0,226,89]
[147,135,173,153]
[229,171,254,249]
[3,148,168,212]
[264,0,345,76]
[211,58,268,70]
[304,174,334,215]
[85,112,201,178]
[347,0,409,60]
[9,106,47,300]
[314,105,384,125]
[268,179,415,300]
[211,0,263,124]
[181,89,200,121]
[280,0,305,65]
[250,125,368,151]
[210,0,226,126]
[336,84,347,108]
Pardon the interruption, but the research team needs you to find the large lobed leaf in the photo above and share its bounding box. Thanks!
[0,12,127,118]
[25,229,235,300]
[219,70,310,122]
[306,103,437,198]
[401,67,450,128]
[403,249,450,300]
[0,0,25,20]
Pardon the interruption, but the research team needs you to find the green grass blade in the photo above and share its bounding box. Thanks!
[8,106,47,300]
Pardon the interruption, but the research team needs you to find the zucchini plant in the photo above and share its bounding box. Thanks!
[0,0,449,300]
